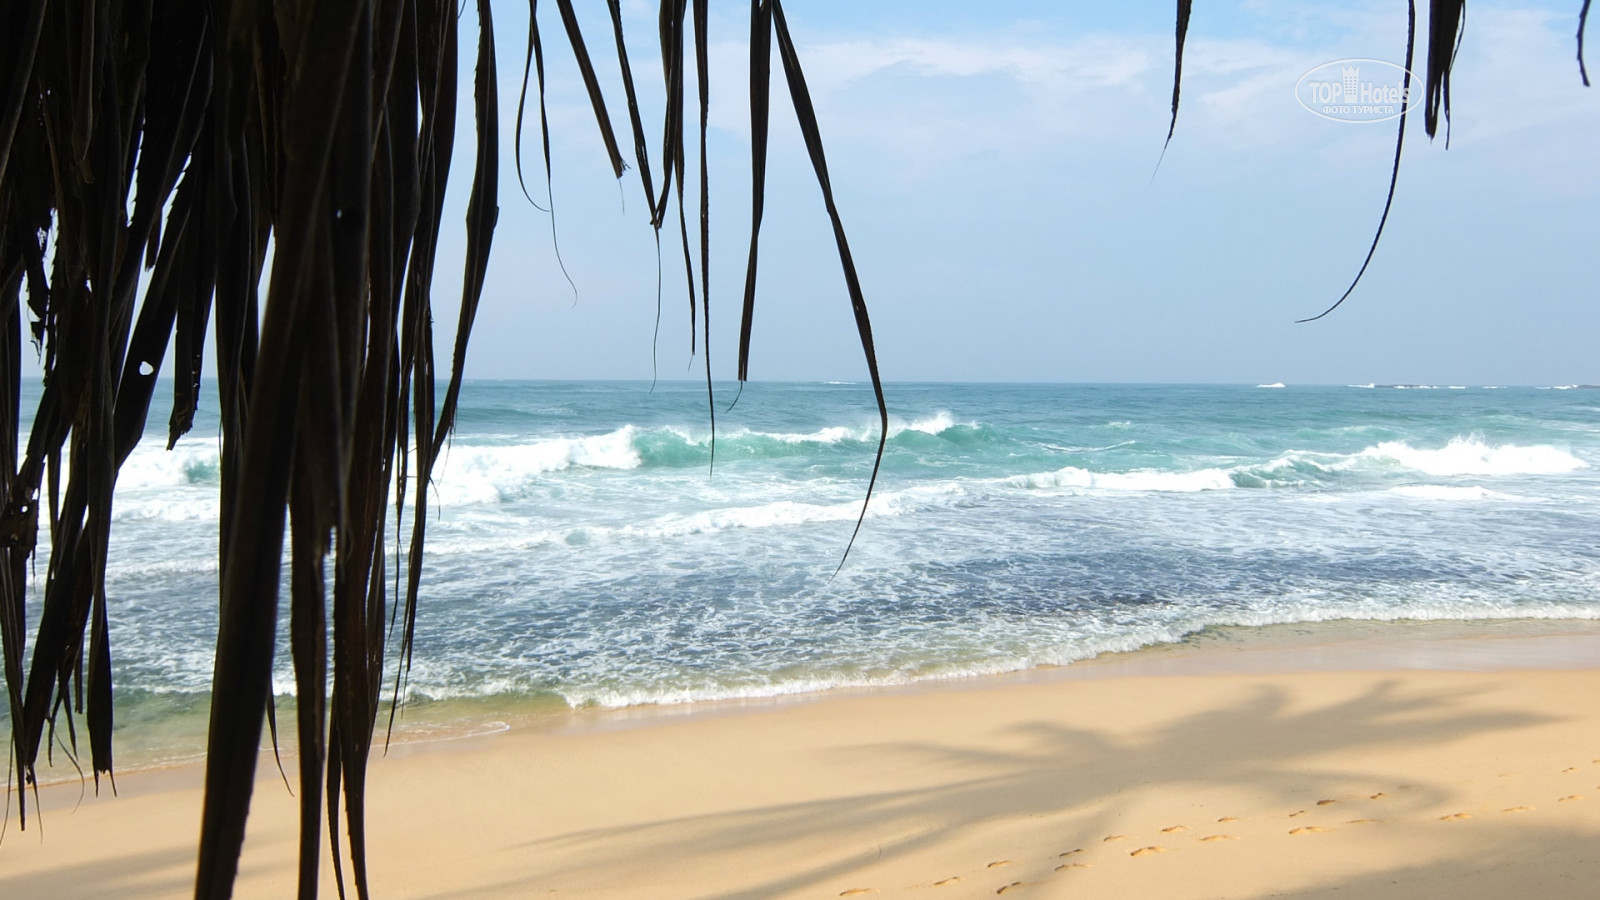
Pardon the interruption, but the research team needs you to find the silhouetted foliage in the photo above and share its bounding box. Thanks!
[1164,1,1590,322]
[0,1,882,896]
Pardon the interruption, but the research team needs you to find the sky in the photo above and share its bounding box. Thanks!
[258,2,1600,384]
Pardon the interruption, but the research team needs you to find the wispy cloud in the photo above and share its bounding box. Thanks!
[797,35,1156,95]
[711,5,1595,180]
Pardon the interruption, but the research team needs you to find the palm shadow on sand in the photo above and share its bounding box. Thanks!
[425,675,1576,898]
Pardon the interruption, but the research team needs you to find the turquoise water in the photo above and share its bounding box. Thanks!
[12,380,1600,762]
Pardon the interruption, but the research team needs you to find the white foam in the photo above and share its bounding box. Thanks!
[1355,437,1586,477]
[662,411,967,449]
[612,484,961,538]
[1046,440,1136,454]
[117,444,221,490]
[432,427,642,504]
[419,602,1600,711]
[898,411,961,436]
[1257,382,1285,389]
[1006,438,1586,496]
[1009,465,1234,493]
[1387,485,1517,501]
[113,496,222,522]
[1253,450,1338,474]
[630,499,866,538]
[105,556,220,578]
[752,424,862,444]
[426,483,968,554]
[763,411,966,444]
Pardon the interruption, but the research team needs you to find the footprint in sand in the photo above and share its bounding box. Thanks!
[1289,826,1330,835]
[1217,816,1240,823]
[1059,849,1083,858]
[839,891,877,897]
[1559,795,1583,803]
[987,861,1013,868]
[1316,799,1338,806]
[1130,846,1167,857]
[1503,806,1535,813]
[1055,863,1092,872]
[1199,834,1238,842]
[1370,792,1387,800]
[1564,767,1579,773]
[1343,819,1382,825]
[1439,813,1472,821]
[1288,810,1308,818]
[1161,825,1189,834]
[1103,834,1127,842]
[933,877,961,887]
[996,882,1025,895]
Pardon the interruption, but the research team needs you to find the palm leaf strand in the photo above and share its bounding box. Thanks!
[1298,1,1419,323]
[0,3,886,898]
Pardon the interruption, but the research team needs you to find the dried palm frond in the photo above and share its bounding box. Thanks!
[0,1,883,897]
[1298,1,1420,324]
[1166,1,1590,321]
[1582,0,1594,86]
[1157,0,1192,171]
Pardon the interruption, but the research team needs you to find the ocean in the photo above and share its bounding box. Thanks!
[14,380,1600,770]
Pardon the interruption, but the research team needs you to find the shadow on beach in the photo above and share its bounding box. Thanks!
[407,673,1598,899]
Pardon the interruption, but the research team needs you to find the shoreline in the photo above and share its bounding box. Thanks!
[19,615,1600,784]
[7,617,1600,897]
[523,616,1600,739]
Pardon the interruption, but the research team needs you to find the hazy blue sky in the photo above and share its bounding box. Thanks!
[432,1,1597,384]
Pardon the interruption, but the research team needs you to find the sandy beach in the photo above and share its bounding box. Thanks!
[6,622,1600,899]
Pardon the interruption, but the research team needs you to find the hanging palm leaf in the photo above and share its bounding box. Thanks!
[1166,1,1590,320]
[0,1,885,896]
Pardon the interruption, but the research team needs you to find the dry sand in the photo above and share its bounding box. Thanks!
[6,624,1600,898]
